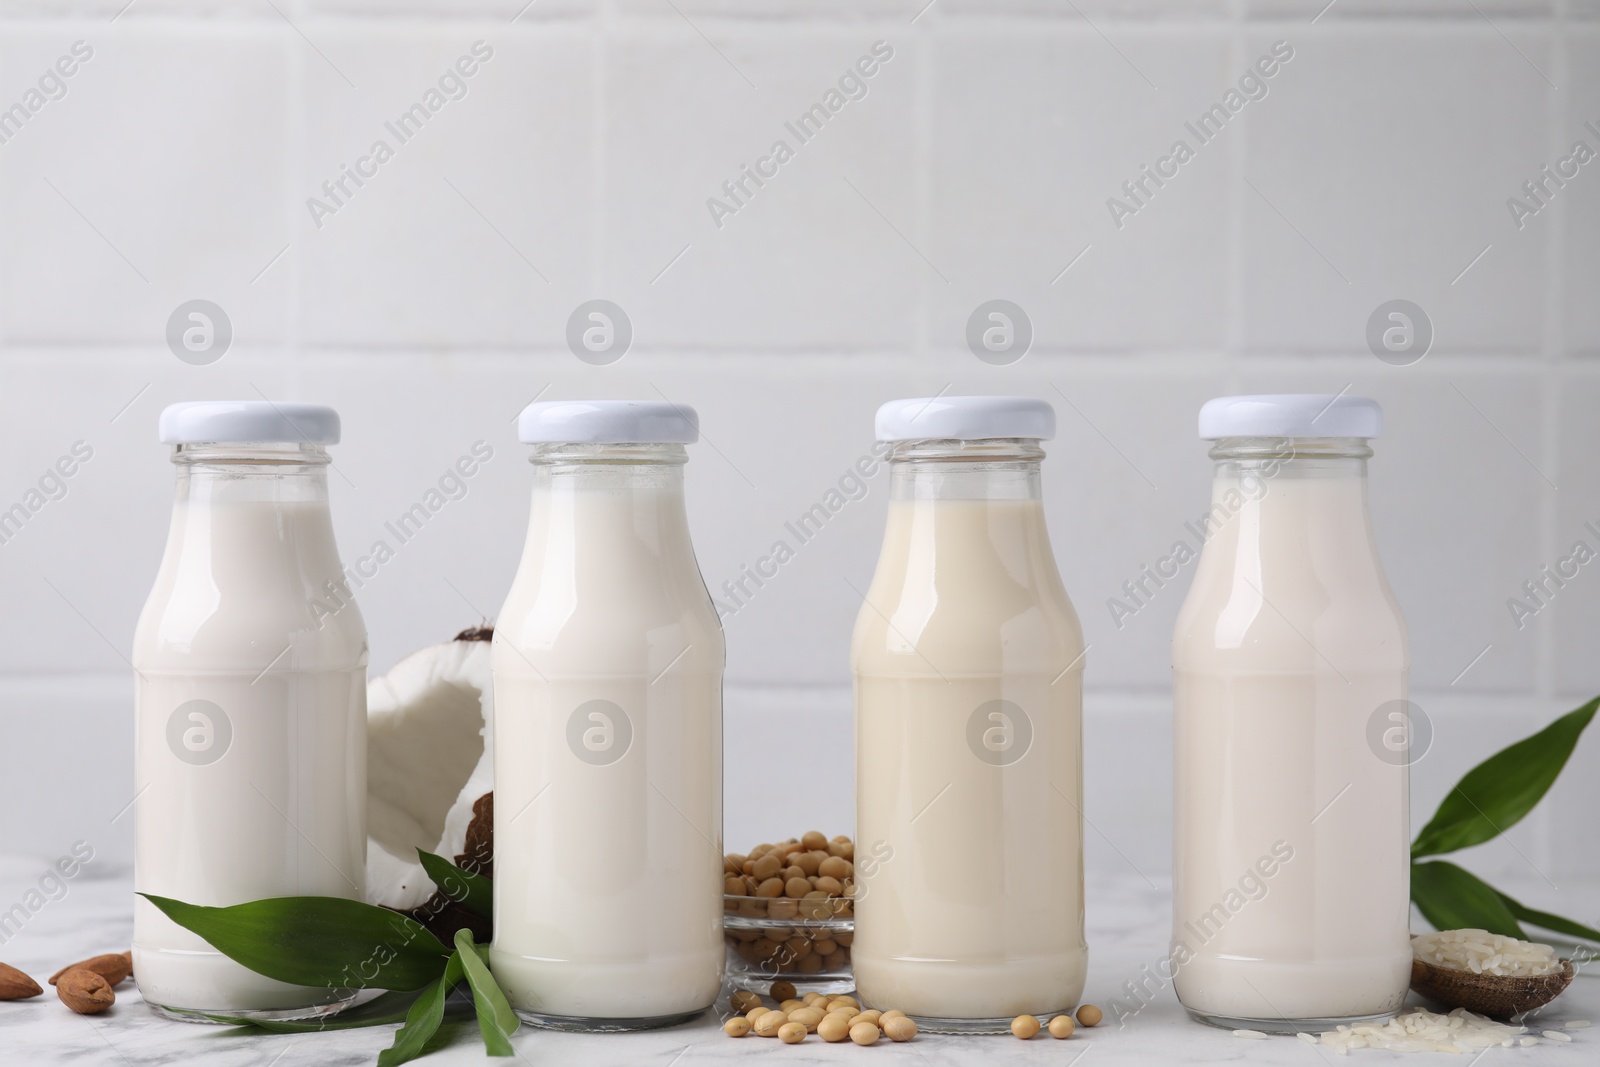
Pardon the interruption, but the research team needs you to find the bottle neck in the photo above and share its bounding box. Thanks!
[525,443,692,546]
[529,442,689,493]
[1199,436,1380,574]
[142,443,363,668]
[1209,436,1371,478]
[887,438,1044,503]
[172,442,333,509]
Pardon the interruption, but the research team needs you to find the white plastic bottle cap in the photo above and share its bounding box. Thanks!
[874,396,1055,442]
[159,401,341,445]
[517,400,699,444]
[1198,394,1383,439]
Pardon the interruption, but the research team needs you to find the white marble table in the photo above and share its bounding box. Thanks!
[2,861,1593,1066]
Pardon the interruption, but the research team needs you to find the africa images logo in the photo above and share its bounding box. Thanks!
[966,699,1033,767]
[166,699,232,766]
[567,699,633,766]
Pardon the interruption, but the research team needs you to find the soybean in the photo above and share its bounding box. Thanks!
[849,1021,880,1046]
[817,1014,852,1042]
[788,1007,824,1031]
[883,1015,918,1042]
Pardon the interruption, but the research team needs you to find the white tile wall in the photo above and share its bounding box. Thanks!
[2,2,1596,891]
[1553,372,1600,698]
[296,22,596,348]
[1247,1,1556,16]
[0,22,292,346]
[927,25,1233,353]
[1239,23,1553,355]
[1564,26,1600,352]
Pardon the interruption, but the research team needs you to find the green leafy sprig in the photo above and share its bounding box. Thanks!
[141,848,509,1065]
[1410,695,1600,945]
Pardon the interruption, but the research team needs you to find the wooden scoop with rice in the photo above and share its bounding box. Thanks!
[1410,930,1574,1018]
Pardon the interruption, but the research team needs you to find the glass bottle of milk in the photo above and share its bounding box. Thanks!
[851,397,1087,1032]
[1171,394,1411,1032]
[490,401,724,1031]
[132,402,367,1020]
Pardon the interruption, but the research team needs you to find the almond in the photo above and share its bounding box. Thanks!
[56,969,114,1014]
[49,953,132,988]
[0,962,43,1000]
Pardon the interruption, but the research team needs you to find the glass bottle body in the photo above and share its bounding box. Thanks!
[490,444,725,1030]
[851,440,1086,1032]
[133,443,368,1019]
[1171,437,1411,1031]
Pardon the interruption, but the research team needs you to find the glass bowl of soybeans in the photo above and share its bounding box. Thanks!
[724,832,856,995]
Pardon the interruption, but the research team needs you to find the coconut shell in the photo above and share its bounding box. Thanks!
[408,896,492,947]
[455,792,494,879]
[1410,956,1574,1018]
[399,790,494,945]
[451,629,493,881]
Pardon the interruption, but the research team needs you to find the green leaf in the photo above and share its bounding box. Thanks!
[378,951,467,1067]
[417,849,494,920]
[1412,696,1598,858]
[1496,888,1600,944]
[1411,861,1527,938]
[454,928,519,1056]
[140,894,451,991]
[194,989,425,1031]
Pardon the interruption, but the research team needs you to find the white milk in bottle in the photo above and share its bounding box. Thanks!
[852,397,1086,1032]
[133,402,367,1019]
[1171,395,1411,1031]
[490,401,724,1030]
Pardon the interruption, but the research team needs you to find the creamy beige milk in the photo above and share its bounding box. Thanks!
[133,492,367,1014]
[1172,467,1411,1023]
[490,472,724,1023]
[852,497,1086,1022]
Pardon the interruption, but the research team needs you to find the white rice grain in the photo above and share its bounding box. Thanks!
[1412,929,1563,977]
[1313,1008,1544,1054]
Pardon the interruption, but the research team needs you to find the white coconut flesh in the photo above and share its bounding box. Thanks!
[366,633,493,912]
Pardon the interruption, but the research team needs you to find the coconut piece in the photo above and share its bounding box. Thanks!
[366,627,495,914]
[456,792,494,878]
